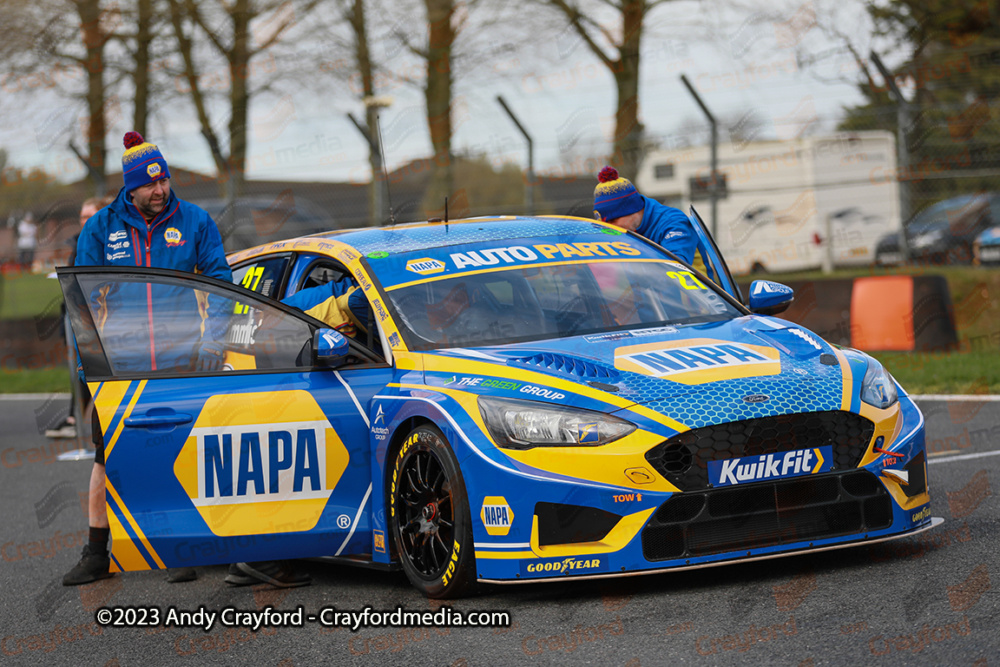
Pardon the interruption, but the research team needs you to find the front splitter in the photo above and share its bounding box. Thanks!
[479,516,945,585]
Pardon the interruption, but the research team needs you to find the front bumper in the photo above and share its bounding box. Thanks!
[470,395,936,583]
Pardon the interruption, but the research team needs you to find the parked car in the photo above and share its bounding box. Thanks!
[58,210,938,598]
[974,225,1000,264]
[875,193,1000,265]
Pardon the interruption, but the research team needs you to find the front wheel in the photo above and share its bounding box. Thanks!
[389,425,477,598]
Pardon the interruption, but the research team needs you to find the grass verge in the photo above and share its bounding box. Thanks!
[0,367,70,394]
[1,271,63,320]
[872,350,1000,395]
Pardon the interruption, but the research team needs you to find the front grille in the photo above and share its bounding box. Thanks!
[641,470,893,561]
[646,411,875,491]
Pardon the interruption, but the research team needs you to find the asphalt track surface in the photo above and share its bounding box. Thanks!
[0,395,996,666]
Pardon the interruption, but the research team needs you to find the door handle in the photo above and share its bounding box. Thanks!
[124,411,193,427]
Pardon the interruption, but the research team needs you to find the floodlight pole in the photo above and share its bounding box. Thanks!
[870,51,911,262]
[680,74,719,238]
[496,95,535,215]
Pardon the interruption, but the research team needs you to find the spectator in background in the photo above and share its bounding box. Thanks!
[17,212,37,271]
[46,196,115,439]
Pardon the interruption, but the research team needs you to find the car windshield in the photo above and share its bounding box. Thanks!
[908,196,975,233]
[385,260,741,350]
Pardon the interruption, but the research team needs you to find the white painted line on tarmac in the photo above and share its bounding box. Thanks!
[0,393,71,400]
[928,450,1000,464]
[912,395,1000,401]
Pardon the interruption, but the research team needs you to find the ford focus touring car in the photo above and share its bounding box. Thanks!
[58,211,940,598]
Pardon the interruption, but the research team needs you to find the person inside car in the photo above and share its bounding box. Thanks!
[223,277,371,588]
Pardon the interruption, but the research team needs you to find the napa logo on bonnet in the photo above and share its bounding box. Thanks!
[173,391,349,536]
[708,446,832,487]
[406,258,445,275]
[164,227,184,246]
[480,496,514,536]
[614,337,781,385]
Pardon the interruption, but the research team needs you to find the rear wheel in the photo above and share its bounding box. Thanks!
[389,425,477,598]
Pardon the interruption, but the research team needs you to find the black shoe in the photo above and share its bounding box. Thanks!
[166,567,197,583]
[236,561,311,588]
[63,544,112,586]
[224,563,256,587]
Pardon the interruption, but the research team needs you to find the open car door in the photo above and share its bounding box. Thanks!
[689,206,744,304]
[58,266,391,572]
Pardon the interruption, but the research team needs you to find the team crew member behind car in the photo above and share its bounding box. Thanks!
[63,132,233,587]
[224,278,370,589]
[47,196,116,439]
[593,166,699,264]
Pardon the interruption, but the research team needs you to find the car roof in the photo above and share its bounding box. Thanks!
[228,215,616,262]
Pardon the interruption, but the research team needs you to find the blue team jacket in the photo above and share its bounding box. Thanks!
[75,187,232,372]
[635,195,698,264]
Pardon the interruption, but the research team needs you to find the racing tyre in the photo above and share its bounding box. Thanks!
[390,425,477,598]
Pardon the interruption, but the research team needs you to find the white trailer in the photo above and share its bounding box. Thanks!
[635,131,901,274]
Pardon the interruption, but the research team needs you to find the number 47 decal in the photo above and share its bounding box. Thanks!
[235,266,264,314]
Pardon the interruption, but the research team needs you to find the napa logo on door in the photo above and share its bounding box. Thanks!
[614,337,781,385]
[708,446,832,487]
[173,391,349,536]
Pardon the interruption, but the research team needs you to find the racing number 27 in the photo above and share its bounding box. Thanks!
[666,271,706,290]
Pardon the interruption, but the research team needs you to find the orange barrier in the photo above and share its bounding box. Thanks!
[739,276,957,352]
[850,276,914,351]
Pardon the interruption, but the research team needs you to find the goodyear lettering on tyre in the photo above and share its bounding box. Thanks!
[172,391,349,537]
[480,497,513,536]
[521,556,607,576]
[390,432,419,519]
[441,541,461,586]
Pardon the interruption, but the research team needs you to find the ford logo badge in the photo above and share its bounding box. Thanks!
[743,394,770,403]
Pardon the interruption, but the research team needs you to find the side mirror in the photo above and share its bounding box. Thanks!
[312,328,349,367]
[748,280,794,315]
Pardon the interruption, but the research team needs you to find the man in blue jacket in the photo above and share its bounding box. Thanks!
[593,166,698,264]
[63,132,232,586]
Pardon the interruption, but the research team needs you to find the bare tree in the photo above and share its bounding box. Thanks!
[539,0,674,180]
[165,0,313,197]
[0,0,121,193]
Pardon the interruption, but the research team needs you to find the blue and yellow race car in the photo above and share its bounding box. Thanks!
[58,211,940,598]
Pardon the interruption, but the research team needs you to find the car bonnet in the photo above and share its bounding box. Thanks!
[423,315,850,428]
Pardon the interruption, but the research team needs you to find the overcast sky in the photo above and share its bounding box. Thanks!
[0,0,878,186]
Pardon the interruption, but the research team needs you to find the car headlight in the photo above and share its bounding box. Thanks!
[911,230,944,248]
[478,397,636,450]
[861,359,898,409]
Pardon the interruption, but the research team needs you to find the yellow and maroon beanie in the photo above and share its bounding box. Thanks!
[122,131,170,192]
[593,166,643,221]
